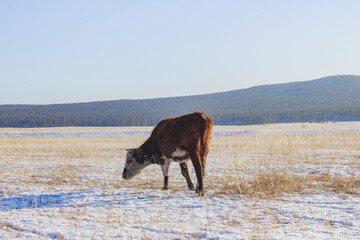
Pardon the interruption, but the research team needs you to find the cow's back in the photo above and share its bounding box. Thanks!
[153,112,213,158]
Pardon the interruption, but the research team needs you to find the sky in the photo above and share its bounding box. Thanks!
[1,1,360,105]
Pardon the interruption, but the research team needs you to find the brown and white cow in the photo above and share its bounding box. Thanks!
[122,112,213,196]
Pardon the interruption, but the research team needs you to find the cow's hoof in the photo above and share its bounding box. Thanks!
[162,187,168,190]
[196,190,204,196]
[196,186,204,196]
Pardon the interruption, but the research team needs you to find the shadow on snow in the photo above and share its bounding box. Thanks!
[0,190,160,211]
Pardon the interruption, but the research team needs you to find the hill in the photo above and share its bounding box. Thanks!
[1,75,360,127]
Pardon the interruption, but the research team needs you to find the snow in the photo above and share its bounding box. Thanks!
[0,130,152,139]
[1,122,360,139]
[1,124,359,239]
[1,189,359,239]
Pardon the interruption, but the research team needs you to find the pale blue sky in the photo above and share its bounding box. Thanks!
[1,1,359,104]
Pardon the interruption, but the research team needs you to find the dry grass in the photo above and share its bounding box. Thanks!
[208,126,360,198]
[216,169,360,199]
[0,124,359,199]
[223,170,304,198]
[310,171,360,195]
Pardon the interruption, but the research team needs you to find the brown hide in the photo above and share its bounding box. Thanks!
[154,112,213,161]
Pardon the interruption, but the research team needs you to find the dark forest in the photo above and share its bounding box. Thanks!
[1,75,360,127]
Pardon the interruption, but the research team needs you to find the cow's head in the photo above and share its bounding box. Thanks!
[122,148,151,180]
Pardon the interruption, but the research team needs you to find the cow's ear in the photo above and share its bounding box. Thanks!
[138,148,143,156]
[127,148,135,155]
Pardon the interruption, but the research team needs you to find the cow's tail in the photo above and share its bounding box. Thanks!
[199,113,214,177]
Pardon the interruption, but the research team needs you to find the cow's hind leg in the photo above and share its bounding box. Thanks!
[190,152,205,196]
[180,162,194,190]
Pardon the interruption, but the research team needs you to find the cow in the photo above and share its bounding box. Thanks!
[122,112,213,196]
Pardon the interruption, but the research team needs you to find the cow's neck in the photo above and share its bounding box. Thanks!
[140,136,160,164]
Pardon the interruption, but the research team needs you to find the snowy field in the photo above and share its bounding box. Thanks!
[0,123,359,239]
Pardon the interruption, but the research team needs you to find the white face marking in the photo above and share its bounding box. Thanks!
[122,152,150,180]
[171,148,188,158]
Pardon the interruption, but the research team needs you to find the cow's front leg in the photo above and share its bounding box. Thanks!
[161,162,170,190]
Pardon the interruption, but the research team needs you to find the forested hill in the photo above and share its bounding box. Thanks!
[1,75,360,127]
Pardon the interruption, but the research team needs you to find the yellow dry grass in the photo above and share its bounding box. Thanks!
[208,126,360,198]
[0,123,359,199]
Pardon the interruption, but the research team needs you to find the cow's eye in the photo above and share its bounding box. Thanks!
[126,159,133,164]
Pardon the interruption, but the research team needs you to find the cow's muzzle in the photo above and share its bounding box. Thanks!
[122,168,128,179]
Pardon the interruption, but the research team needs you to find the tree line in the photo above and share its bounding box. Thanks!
[1,75,360,127]
[1,106,359,127]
